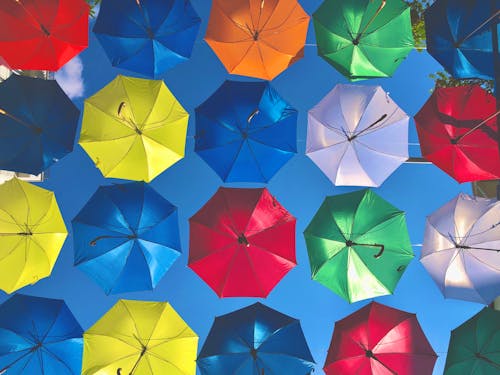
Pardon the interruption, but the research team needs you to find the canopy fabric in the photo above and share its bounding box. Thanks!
[189,187,296,297]
[415,85,500,183]
[425,0,500,79]
[306,84,409,187]
[444,307,500,375]
[0,75,80,175]
[304,189,413,303]
[0,0,88,71]
[0,178,67,294]
[94,0,201,77]
[80,75,189,182]
[195,80,297,182]
[82,300,198,375]
[205,0,309,80]
[0,294,83,375]
[72,182,181,295]
[324,302,437,374]
[421,193,500,304]
[313,0,414,80]
[197,302,315,375]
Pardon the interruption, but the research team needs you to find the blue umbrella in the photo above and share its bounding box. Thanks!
[195,81,297,182]
[197,302,315,375]
[72,182,181,294]
[93,0,201,77]
[0,294,83,375]
[425,0,500,79]
[0,75,79,175]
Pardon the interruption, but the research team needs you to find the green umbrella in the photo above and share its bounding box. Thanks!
[313,0,414,80]
[304,189,413,303]
[445,307,500,375]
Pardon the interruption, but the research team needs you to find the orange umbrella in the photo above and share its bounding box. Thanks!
[205,0,310,80]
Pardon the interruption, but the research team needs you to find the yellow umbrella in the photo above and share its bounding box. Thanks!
[80,75,189,182]
[0,178,67,293]
[82,300,198,375]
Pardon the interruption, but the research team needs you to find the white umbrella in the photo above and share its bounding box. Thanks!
[421,193,500,304]
[306,84,409,187]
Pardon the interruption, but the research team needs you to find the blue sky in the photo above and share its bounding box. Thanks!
[0,0,488,374]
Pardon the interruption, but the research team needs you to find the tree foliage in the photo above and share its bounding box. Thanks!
[405,0,432,51]
[86,0,101,18]
[429,70,495,94]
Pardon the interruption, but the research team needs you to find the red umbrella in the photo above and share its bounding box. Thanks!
[189,187,296,297]
[415,85,500,183]
[0,0,89,71]
[324,302,437,375]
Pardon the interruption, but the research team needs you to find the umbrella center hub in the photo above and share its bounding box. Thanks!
[127,233,138,240]
[241,131,248,139]
[352,39,360,46]
[365,349,374,358]
[134,127,142,135]
[250,348,258,360]
[253,31,259,41]
[34,127,43,135]
[31,341,42,352]
[19,224,33,236]
[346,240,354,247]
[238,233,250,246]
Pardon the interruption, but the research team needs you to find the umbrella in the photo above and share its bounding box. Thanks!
[420,193,500,304]
[414,85,500,183]
[93,0,201,78]
[197,302,315,375]
[0,294,83,375]
[189,187,296,297]
[444,307,500,374]
[205,0,309,80]
[324,302,437,374]
[425,0,500,80]
[195,80,297,182]
[313,0,414,81]
[79,75,189,182]
[82,299,198,375]
[306,84,409,187]
[304,189,413,303]
[0,178,67,294]
[0,75,80,175]
[72,182,181,295]
[0,0,88,71]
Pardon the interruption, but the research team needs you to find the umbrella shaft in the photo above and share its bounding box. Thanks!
[353,0,387,44]
[453,109,500,143]
[89,234,136,246]
[349,113,388,140]
[349,242,385,258]
[14,0,50,36]
[459,9,500,44]
[0,108,40,132]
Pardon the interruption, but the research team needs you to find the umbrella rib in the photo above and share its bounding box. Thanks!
[256,43,271,79]
[242,245,266,296]
[41,346,76,374]
[259,3,299,34]
[219,247,246,297]
[212,0,253,36]
[244,140,267,181]
[220,189,242,234]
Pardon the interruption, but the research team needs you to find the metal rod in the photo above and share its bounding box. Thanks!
[353,0,387,45]
[452,109,500,143]
[459,9,500,44]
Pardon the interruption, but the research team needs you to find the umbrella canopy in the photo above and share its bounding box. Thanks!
[306,84,409,187]
[304,189,413,303]
[197,302,315,375]
[0,178,67,294]
[420,193,500,304]
[313,0,414,80]
[415,85,500,183]
[93,0,201,78]
[445,307,500,374]
[0,294,83,375]
[195,80,297,182]
[425,0,500,80]
[0,0,88,71]
[0,75,80,175]
[324,302,437,374]
[72,182,181,295]
[189,187,296,297]
[80,75,189,182]
[82,299,198,375]
[205,0,309,80]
